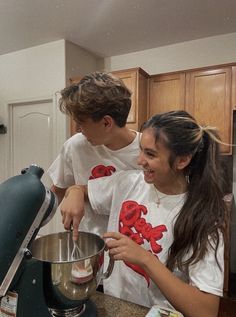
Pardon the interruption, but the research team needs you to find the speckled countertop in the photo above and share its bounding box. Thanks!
[90,291,149,317]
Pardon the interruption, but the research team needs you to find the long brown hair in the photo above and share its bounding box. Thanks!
[142,110,227,271]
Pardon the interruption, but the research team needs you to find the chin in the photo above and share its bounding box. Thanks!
[144,176,153,184]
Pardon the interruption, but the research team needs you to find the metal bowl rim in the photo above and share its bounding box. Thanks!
[31,230,105,263]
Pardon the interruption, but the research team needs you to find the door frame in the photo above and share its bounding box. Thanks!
[7,96,57,178]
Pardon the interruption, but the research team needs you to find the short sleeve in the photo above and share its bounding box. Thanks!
[47,144,75,188]
[188,234,224,296]
[88,172,120,215]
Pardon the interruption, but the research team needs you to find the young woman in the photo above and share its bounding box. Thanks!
[62,110,226,317]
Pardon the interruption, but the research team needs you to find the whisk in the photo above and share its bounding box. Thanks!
[71,239,85,261]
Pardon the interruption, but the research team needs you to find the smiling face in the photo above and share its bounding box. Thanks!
[137,127,189,193]
[137,128,173,186]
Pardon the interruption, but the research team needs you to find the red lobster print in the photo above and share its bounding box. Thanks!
[89,164,116,179]
[119,200,167,286]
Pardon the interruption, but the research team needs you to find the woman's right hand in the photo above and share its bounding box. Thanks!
[103,231,150,267]
[60,185,86,240]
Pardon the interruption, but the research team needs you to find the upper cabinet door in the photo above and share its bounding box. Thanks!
[148,73,186,117]
[232,66,236,110]
[186,67,232,154]
[112,68,149,131]
[112,70,137,123]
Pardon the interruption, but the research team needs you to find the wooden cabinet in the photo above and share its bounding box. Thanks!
[232,66,236,110]
[149,65,234,155]
[149,73,186,115]
[112,68,149,131]
[69,64,235,152]
[186,67,232,154]
[69,68,149,135]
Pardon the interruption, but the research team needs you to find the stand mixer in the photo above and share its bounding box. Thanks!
[0,165,113,317]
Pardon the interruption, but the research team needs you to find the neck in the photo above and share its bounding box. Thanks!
[154,174,188,195]
[105,127,137,150]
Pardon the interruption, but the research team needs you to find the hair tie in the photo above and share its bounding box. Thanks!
[199,125,204,132]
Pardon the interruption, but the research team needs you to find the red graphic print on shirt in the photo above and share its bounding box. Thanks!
[119,200,167,286]
[89,164,116,179]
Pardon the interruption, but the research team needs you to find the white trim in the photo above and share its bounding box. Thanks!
[7,97,54,178]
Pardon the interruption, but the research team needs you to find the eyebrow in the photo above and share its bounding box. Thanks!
[140,144,158,154]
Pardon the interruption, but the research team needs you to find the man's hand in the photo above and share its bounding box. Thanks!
[60,185,86,240]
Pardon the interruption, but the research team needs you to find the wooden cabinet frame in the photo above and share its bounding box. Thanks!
[148,64,236,155]
[69,63,235,154]
[148,72,186,116]
[112,67,149,131]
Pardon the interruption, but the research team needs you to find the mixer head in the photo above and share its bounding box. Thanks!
[0,165,57,297]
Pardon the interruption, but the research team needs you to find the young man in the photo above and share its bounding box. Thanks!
[47,71,141,239]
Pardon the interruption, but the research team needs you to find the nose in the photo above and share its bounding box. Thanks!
[137,151,145,166]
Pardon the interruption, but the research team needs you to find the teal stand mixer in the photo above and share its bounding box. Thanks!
[0,165,105,317]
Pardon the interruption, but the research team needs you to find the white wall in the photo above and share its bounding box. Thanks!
[0,97,7,183]
[104,32,236,74]
[0,40,67,181]
[63,41,104,138]
[0,40,66,101]
[0,39,103,234]
[65,41,104,84]
[0,39,103,182]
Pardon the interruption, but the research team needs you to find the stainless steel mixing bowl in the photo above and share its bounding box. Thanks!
[30,231,113,309]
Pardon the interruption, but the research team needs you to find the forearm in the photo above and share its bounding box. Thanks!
[142,253,219,317]
[50,185,67,205]
[50,184,88,205]
[64,184,88,199]
[61,184,88,240]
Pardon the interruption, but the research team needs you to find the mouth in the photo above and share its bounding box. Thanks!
[143,169,154,178]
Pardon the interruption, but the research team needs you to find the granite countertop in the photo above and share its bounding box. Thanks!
[90,291,149,317]
[91,293,236,317]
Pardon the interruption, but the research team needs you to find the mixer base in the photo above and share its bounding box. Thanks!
[49,300,97,317]
[11,260,98,317]
[82,300,97,317]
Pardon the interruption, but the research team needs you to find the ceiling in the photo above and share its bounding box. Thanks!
[1,0,236,58]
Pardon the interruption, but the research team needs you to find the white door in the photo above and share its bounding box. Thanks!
[10,100,63,235]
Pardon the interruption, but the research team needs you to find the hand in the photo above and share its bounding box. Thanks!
[103,231,149,267]
[60,185,86,240]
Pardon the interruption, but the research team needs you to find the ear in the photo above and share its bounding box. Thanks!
[103,115,113,128]
[174,155,192,171]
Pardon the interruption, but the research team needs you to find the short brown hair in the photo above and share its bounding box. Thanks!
[59,71,132,127]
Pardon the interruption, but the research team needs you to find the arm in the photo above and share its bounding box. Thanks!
[50,185,67,205]
[60,185,88,240]
[104,232,220,317]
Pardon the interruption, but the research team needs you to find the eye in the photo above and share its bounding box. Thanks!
[145,150,156,158]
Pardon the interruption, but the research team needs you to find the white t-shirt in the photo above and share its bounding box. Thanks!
[88,170,224,308]
[47,132,141,235]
